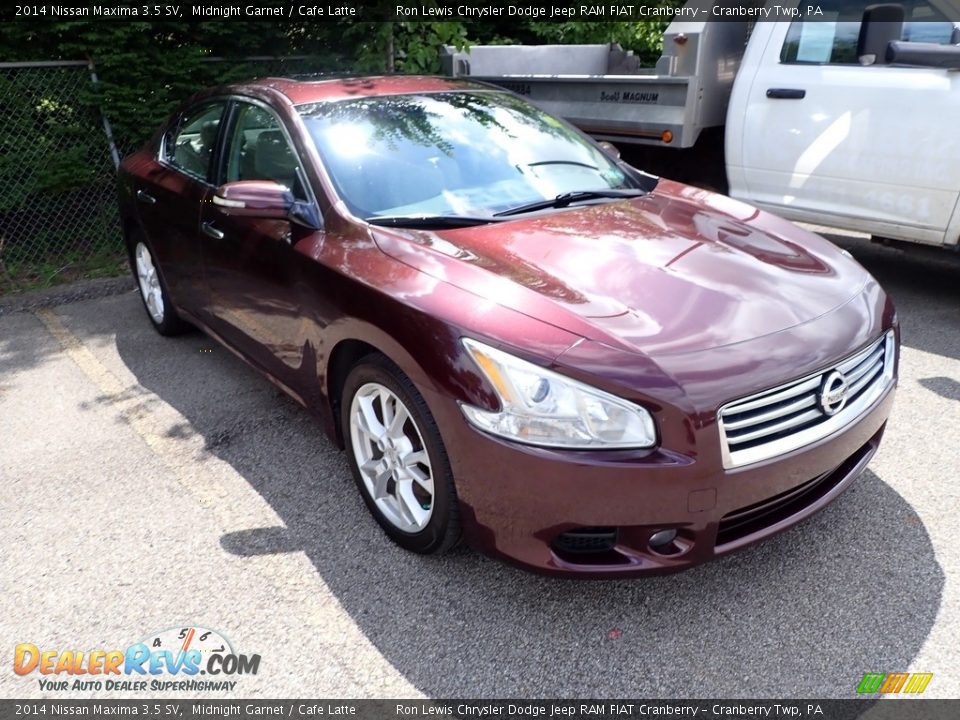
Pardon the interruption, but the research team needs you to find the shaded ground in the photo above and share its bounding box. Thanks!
[1,234,957,699]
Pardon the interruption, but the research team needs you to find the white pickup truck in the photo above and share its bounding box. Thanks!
[443,0,960,249]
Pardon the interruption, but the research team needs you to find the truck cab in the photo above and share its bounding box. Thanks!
[728,0,960,247]
[444,0,960,250]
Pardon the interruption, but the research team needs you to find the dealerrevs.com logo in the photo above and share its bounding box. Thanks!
[14,626,260,692]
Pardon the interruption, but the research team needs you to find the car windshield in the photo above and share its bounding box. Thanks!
[297,91,639,221]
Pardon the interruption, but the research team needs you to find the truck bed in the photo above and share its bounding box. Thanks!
[442,19,750,148]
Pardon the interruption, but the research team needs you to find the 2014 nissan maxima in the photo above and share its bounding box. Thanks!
[117,76,898,577]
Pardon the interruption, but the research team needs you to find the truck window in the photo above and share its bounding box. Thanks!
[780,0,956,65]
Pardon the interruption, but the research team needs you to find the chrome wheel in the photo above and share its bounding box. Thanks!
[134,241,164,324]
[349,382,434,533]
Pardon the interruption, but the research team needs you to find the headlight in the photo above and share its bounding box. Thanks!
[459,338,657,449]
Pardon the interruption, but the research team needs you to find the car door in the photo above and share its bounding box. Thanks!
[199,98,320,393]
[731,0,960,245]
[135,100,227,311]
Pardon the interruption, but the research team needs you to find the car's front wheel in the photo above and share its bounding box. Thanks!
[128,234,187,336]
[341,355,460,554]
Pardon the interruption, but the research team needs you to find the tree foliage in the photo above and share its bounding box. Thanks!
[0,16,678,279]
[0,16,673,213]
[0,17,673,149]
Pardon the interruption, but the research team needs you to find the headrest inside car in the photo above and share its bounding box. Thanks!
[255,129,298,182]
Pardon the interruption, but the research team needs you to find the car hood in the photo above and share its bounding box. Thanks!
[373,181,870,357]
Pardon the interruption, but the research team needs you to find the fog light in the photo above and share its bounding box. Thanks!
[649,529,677,548]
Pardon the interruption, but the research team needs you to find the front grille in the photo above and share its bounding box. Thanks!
[718,331,895,468]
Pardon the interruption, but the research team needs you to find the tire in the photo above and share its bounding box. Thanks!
[127,232,188,336]
[340,354,461,554]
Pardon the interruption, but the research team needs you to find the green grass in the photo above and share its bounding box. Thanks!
[0,249,129,296]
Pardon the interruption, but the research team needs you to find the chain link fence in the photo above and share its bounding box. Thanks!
[0,56,327,294]
[0,61,120,293]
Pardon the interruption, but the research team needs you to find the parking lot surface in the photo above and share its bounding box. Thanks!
[1,234,958,699]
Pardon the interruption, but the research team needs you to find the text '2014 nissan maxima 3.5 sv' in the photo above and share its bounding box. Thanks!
[118,76,898,577]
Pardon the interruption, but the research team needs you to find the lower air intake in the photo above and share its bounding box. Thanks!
[552,527,618,555]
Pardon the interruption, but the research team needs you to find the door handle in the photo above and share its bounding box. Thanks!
[201,221,225,240]
[766,88,806,99]
[136,189,157,205]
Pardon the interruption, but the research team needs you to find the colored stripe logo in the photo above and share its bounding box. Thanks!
[857,672,933,694]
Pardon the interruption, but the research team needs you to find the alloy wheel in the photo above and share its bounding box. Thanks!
[349,382,435,533]
[134,241,164,324]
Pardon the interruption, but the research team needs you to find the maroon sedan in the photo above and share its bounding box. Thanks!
[118,76,897,577]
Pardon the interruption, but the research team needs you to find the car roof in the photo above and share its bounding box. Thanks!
[233,75,494,105]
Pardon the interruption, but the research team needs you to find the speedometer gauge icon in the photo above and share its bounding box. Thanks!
[138,626,234,671]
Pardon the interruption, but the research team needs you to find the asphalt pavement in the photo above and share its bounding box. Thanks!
[1,233,958,700]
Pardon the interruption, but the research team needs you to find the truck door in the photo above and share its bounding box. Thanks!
[728,0,960,246]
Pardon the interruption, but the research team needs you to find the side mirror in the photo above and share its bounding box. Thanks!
[887,40,960,69]
[597,140,621,161]
[212,181,293,220]
[857,4,905,65]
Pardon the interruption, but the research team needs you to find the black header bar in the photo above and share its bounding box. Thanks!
[2,700,960,720]
[7,1,958,23]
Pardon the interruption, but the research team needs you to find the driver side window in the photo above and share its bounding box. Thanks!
[780,0,956,65]
[225,103,307,201]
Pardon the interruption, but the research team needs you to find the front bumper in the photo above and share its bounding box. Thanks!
[425,379,895,578]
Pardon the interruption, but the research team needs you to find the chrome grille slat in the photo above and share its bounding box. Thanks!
[726,408,823,444]
[843,346,884,383]
[718,332,896,468]
[721,393,817,431]
[720,376,820,416]
[847,358,883,396]
[838,342,882,373]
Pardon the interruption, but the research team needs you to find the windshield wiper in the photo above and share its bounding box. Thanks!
[493,188,647,218]
[366,214,502,229]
